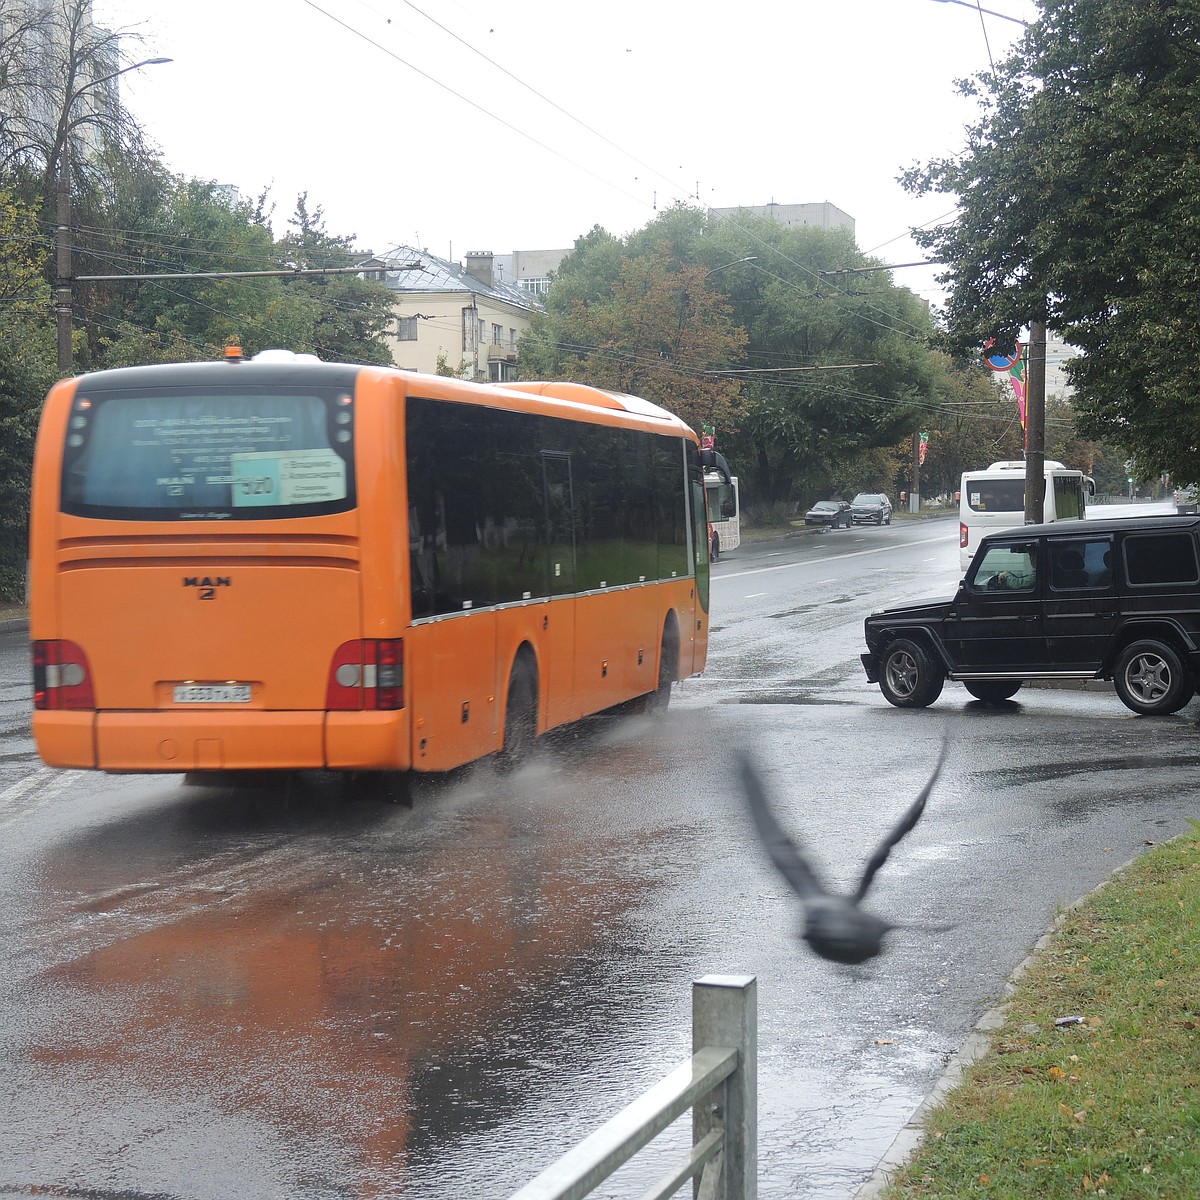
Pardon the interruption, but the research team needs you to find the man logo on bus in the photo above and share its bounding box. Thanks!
[183,576,231,600]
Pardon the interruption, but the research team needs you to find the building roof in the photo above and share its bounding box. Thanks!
[374,245,538,312]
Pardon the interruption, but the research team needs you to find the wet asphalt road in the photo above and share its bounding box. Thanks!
[2,514,1199,1199]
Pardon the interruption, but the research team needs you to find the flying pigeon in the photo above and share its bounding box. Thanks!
[739,740,948,964]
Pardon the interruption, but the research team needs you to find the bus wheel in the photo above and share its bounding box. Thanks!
[963,680,1022,704]
[1114,639,1192,715]
[645,621,679,716]
[710,532,720,563]
[499,657,539,769]
[878,638,944,708]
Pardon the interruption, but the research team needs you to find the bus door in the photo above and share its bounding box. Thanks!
[540,452,577,727]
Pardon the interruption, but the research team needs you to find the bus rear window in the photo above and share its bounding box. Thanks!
[964,478,1025,513]
[60,387,356,520]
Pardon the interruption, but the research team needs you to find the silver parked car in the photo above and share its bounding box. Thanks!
[850,492,893,525]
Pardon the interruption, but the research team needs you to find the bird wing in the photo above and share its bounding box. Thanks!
[738,754,826,901]
[852,734,949,903]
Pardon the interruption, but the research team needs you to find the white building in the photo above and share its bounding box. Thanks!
[370,248,539,382]
[0,0,120,164]
[711,201,855,235]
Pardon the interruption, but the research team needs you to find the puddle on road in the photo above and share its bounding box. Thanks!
[7,743,712,1197]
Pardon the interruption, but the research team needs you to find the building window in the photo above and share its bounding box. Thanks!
[520,278,550,296]
[396,316,418,341]
[509,328,518,347]
[491,323,503,346]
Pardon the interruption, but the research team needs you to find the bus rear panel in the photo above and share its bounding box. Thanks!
[30,353,707,776]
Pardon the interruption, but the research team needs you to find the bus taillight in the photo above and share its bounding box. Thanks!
[960,522,969,549]
[32,640,95,710]
[326,639,405,711]
[374,639,405,711]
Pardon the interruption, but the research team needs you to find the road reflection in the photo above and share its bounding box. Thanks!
[20,723,698,1195]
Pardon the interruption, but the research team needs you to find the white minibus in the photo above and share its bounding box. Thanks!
[958,460,1091,570]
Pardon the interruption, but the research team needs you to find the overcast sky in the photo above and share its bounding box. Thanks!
[93,0,1037,307]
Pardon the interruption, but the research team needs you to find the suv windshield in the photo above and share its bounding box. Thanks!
[852,494,879,505]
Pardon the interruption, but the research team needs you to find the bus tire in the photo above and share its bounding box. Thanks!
[1113,639,1192,715]
[645,618,679,716]
[878,638,944,708]
[499,654,539,769]
[963,680,1022,703]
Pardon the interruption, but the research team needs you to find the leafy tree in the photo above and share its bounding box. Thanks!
[274,193,394,365]
[707,213,938,504]
[902,0,1200,481]
[521,237,746,438]
[916,353,1026,500]
[0,189,55,600]
[523,206,940,505]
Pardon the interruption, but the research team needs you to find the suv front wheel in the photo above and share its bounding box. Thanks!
[1113,639,1193,715]
[878,638,945,708]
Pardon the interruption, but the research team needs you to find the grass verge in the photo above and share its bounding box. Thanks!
[880,823,1200,1199]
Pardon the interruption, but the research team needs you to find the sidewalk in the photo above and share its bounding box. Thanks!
[0,604,27,634]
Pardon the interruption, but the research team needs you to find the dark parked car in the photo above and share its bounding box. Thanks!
[861,514,1200,715]
[805,500,853,529]
[850,492,893,525]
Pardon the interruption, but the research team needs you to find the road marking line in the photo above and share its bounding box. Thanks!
[716,532,952,581]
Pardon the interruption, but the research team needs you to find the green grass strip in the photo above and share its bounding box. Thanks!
[881,822,1200,1199]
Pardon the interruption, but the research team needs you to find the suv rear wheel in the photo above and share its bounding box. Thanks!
[878,638,945,708]
[1113,639,1193,715]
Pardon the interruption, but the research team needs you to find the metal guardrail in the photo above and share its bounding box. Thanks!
[509,974,757,1200]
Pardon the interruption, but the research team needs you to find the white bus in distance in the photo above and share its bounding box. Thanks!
[958,460,1093,571]
[704,470,739,561]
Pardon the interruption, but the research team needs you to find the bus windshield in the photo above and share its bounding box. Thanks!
[963,478,1025,513]
[60,385,357,521]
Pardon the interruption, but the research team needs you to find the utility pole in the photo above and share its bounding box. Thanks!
[53,56,172,375]
[1024,319,1047,523]
[55,155,73,373]
[910,431,921,513]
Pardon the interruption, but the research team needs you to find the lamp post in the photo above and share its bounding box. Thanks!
[55,56,171,374]
[928,0,1030,26]
[706,255,757,277]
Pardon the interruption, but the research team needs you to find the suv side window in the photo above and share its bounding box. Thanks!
[1124,532,1200,586]
[971,542,1038,592]
[1049,537,1113,590]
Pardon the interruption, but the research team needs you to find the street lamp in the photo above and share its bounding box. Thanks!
[928,0,1030,26]
[56,56,172,373]
[706,255,757,276]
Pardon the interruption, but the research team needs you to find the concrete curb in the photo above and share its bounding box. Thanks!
[854,856,1146,1198]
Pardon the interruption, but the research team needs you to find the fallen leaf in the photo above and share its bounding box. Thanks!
[1049,1066,1066,1081]
[874,1038,896,1045]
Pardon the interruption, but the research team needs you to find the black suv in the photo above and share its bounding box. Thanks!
[862,514,1200,715]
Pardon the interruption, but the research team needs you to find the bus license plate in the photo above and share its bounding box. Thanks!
[173,684,252,704]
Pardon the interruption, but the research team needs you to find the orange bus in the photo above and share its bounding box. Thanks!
[29,349,711,778]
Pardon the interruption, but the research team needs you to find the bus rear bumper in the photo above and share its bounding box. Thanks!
[34,710,411,773]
